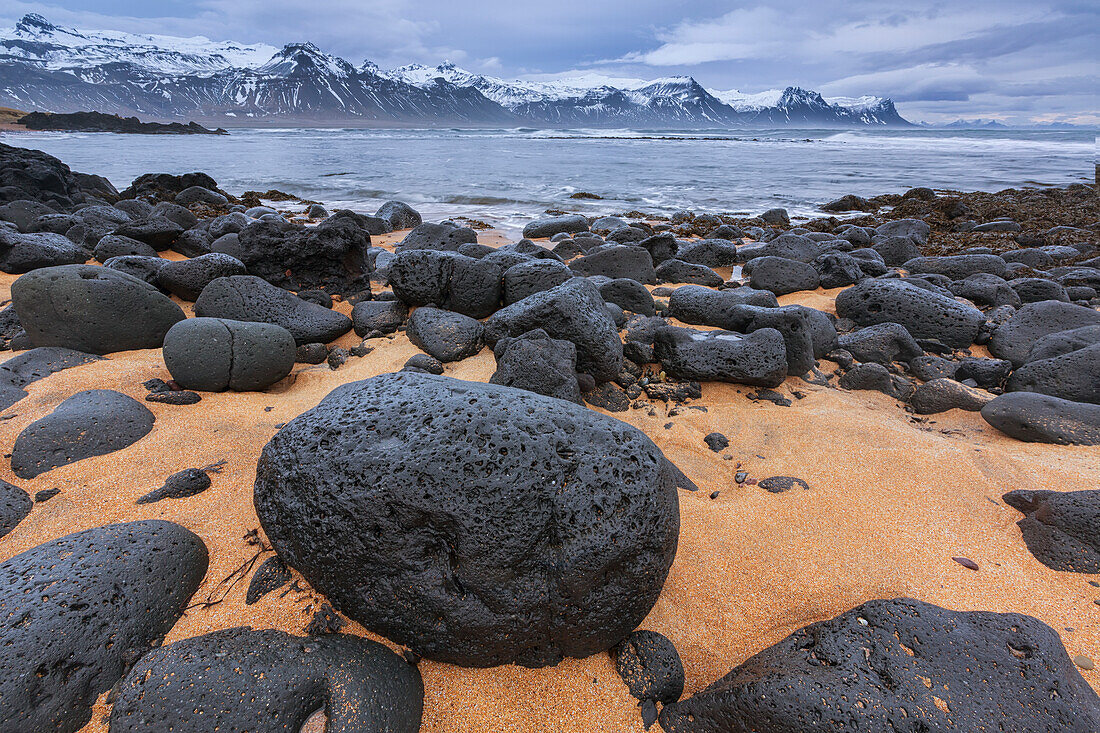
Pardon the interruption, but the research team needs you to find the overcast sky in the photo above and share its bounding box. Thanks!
[4,0,1098,123]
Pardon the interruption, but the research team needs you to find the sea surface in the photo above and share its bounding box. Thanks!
[3,126,1095,235]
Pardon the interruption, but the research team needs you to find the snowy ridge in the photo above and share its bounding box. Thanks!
[0,14,911,127]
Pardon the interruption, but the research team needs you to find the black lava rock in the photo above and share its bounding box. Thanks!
[92,233,158,263]
[146,390,201,405]
[0,346,101,410]
[653,326,788,387]
[612,630,685,705]
[988,301,1100,367]
[667,285,779,326]
[112,215,184,250]
[600,277,656,316]
[0,230,87,272]
[246,555,292,604]
[660,597,1100,733]
[237,216,371,293]
[570,245,657,284]
[194,275,352,345]
[1007,343,1099,404]
[485,277,623,382]
[388,249,503,319]
[758,476,811,493]
[583,380,631,411]
[11,389,155,479]
[981,392,1100,445]
[0,478,31,539]
[839,362,899,397]
[102,254,168,286]
[402,353,444,374]
[523,214,590,239]
[1003,489,1100,573]
[747,256,820,295]
[253,372,680,667]
[704,432,729,452]
[109,627,423,733]
[376,200,422,230]
[490,328,583,404]
[156,252,247,301]
[677,239,739,268]
[911,379,993,414]
[12,264,186,354]
[136,467,213,505]
[904,254,1007,280]
[396,221,478,252]
[406,306,485,363]
[0,520,208,733]
[838,323,922,364]
[163,317,296,391]
[835,279,983,348]
[503,259,573,304]
[351,299,408,336]
[655,258,723,286]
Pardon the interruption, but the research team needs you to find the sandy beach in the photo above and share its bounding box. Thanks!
[0,222,1095,731]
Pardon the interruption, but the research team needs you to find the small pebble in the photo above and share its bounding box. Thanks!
[1073,655,1094,671]
[952,556,979,571]
[735,471,747,484]
[709,491,720,500]
[34,488,60,502]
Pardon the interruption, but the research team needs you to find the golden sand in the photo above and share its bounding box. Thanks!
[0,229,1095,732]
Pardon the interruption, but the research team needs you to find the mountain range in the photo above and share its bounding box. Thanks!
[0,14,912,128]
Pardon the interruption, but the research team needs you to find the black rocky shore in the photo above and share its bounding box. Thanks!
[0,138,1098,732]
[17,111,228,135]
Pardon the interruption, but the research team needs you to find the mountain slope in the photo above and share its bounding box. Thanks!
[0,15,911,127]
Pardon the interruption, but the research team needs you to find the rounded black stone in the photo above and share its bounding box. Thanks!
[612,629,685,704]
[254,372,680,667]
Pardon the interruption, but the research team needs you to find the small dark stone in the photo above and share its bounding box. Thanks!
[296,342,328,364]
[326,347,348,370]
[953,556,980,570]
[307,603,347,635]
[136,467,212,505]
[704,433,729,452]
[145,390,201,405]
[246,556,292,605]
[612,629,685,704]
[584,381,631,412]
[33,487,59,502]
[758,476,810,493]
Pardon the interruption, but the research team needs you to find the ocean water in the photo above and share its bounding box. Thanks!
[3,126,1094,235]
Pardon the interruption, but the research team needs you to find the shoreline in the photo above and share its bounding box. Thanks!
[0,141,1097,731]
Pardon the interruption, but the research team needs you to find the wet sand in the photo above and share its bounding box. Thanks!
[0,229,1096,732]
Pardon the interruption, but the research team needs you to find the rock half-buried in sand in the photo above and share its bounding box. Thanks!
[0,520,208,733]
[108,627,423,733]
[1003,489,1100,573]
[11,389,155,478]
[980,392,1100,445]
[0,479,31,539]
[0,346,101,411]
[660,597,1100,732]
[254,372,681,667]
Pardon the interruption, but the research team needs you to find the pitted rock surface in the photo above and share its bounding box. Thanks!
[0,520,208,733]
[108,627,423,733]
[660,598,1100,733]
[254,372,680,667]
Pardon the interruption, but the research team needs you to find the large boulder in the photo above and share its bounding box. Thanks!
[875,218,930,245]
[981,392,1100,445]
[835,279,983,348]
[655,258,723,286]
[0,142,85,208]
[988,301,1100,367]
[0,521,208,733]
[0,230,86,272]
[388,250,503,319]
[599,278,656,316]
[503,259,573,305]
[109,628,423,733]
[667,285,778,325]
[1003,489,1100,573]
[490,328,583,404]
[676,239,739,268]
[654,326,788,387]
[747,256,820,295]
[194,275,352,345]
[11,389,154,479]
[660,598,1100,733]
[351,299,408,336]
[0,346,101,411]
[405,307,485,363]
[163,318,296,392]
[911,379,994,414]
[12,264,185,354]
[839,323,923,364]
[485,277,622,382]
[254,372,680,667]
[236,216,371,293]
[112,215,184,250]
[904,254,1007,280]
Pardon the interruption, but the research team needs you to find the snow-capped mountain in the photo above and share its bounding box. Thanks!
[0,15,911,127]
